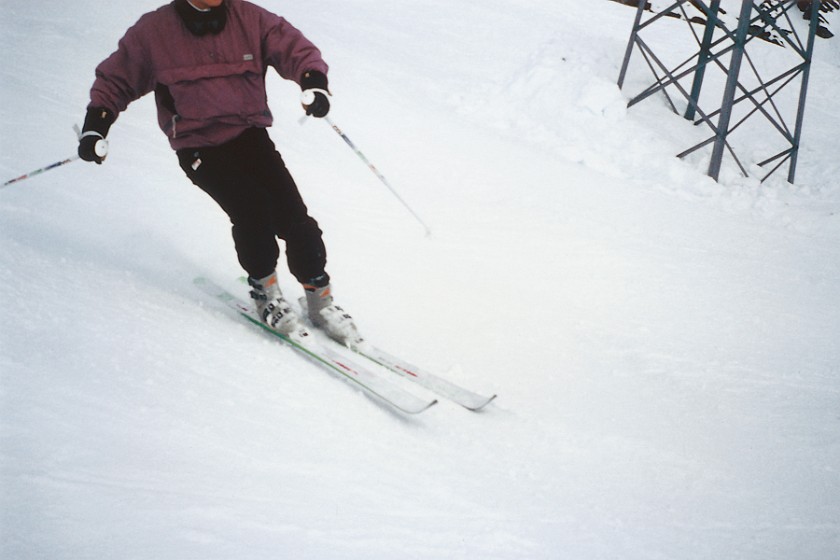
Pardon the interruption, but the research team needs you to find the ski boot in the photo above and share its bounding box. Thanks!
[302,275,364,348]
[248,272,309,342]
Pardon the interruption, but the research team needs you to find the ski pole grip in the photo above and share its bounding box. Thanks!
[300,88,330,106]
[79,130,109,159]
[94,138,109,158]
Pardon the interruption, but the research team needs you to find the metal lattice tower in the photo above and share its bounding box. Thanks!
[617,0,820,183]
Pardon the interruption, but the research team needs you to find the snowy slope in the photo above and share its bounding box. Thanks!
[1,1,839,559]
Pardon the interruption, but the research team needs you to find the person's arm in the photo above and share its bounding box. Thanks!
[262,14,331,117]
[79,25,155,164]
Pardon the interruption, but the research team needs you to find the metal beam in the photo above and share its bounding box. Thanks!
[708,0,758,181]
[616,0,819,184]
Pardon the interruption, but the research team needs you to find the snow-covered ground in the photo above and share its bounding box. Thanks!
[2,1,838,558]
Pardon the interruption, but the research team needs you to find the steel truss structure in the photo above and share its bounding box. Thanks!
[617,0,820,183]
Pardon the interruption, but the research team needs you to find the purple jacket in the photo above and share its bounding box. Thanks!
[89,0,329,150]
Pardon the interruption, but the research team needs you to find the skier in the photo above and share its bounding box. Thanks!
[77,0,362,345]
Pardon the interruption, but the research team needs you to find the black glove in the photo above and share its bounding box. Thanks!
[300,70,330,118]
[78,107,115,164]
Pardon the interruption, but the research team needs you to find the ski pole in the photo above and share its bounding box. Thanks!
[322,115,432,237]
[2,155,80,188]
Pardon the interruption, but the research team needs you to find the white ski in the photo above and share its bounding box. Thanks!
[348,344,497,411]
[195,277,437,415]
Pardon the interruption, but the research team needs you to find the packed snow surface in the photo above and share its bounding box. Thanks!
[2,1,839,558]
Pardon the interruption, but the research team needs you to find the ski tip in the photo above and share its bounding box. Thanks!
[423,398,440,412]
[406,398,438,415]
[465,394,497,412]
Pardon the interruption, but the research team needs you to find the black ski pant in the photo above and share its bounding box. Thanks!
[177,127,327,283]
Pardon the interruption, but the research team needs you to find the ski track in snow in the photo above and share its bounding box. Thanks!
[2,1,839,559]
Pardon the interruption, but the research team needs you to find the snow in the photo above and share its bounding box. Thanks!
[2,1,839,558]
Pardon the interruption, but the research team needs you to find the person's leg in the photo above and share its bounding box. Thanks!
[177,131,281,279]
[176,131,308,336]
[244,128,329,285]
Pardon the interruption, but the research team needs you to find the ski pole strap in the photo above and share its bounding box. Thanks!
[300,88,330,105]
[79,130,104,141]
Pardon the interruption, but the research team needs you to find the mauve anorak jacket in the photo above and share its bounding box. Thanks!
[89,0,328,150]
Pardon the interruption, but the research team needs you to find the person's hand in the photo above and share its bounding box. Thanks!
[301,89,330,118]
[78,107,115,164]
[300,70,330,118]
[78,132,109,164]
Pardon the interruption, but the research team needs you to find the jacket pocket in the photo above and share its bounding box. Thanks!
[158,60,268,121]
